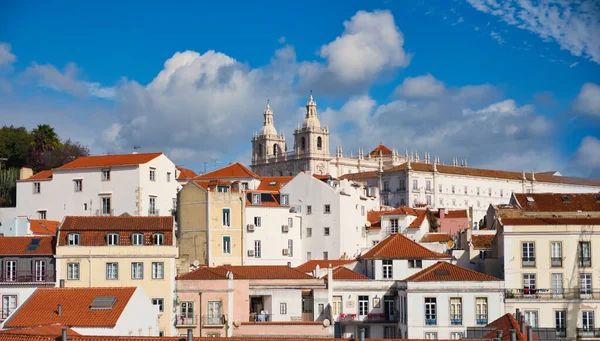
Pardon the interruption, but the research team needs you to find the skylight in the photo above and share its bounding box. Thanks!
[434,269,450,276]
[526,196,535,203]
[26,238,41,252]
[595,195,600,203]
[268,181,277,186]
[561,195,570,202]
[90,296,117,310]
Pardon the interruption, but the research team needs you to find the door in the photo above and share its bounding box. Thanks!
[583,311,595,336]
[551,273,563,297]
[4,261,16,282]
[180,302,194,325]
[207,301,222,325]
[384,297,395,321]
[35,260,46,282]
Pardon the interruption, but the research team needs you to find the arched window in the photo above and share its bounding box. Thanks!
[106,233,119,246]
[273,144,278,156]
[131,233,144,246]
[152,233,165,245]
[317,137,322,150]
[301,137,306,150]
[67,233,80,246]
[257,144,262,157]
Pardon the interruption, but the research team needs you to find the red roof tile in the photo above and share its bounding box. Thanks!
[195,162,260,180]
[405,261,500,281]
[382,207,419,216]
[361,233,450,259]
[0,324,80,336]
[29,220,60,235]
[408,210,428,228]
[420,233,453,243]
[513,193,600,212]
[484,313,540,341]
[338,171,378,181]
[324,267,370,281]
[3,287,136,328]
[0,335,478,341]
[256,176,294,191]
[177,265,317,280]
[472,234,495,249]
[0,236,54,256]
[438,210,468,218]
[369,144,393,157]
[295,260,357,272]
[21,170,53,181]
[57,152,163,169]
[176,166,197,180]
[500,216,600,226]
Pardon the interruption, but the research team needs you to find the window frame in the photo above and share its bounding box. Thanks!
[101,168,111,181]
[67,233,80,246]
[1,295,17,320]
[33,182,41,194]
[101,196,112,215]
[324,227,330,236]
[131,262,144,280]
[152,262,164,279]
[252,194,261,205]
[222,208,231,227]
[450,297,462,325]
[280,302,287,315]
[254,240,261,258]
[551,241,562,267]
[324,204,331,214]
[306,205,312,215]
[149,167,156,181]
[254,216,261,227]
[424,297,437,325]
[152,298,164,313]
[106,232,120,246]
[579,241,592,267]
[358,295,369,316]
[222,236,231,254]
[152,232,165,245]
[131,233,144,246]
[67,262,80,280]
[476,297,488,325]
[521,241,536,267]
[74,179,83,192]
[106,262,119,280]
[408,259,422,268]
[382,259,393,279]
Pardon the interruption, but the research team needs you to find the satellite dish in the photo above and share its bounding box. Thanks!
[193,260,200,267]
[447,240,455,248]
[233,320,241,327]
[323,319,331,327]
[365,221,371,228]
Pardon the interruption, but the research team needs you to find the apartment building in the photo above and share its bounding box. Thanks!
[177,180,245,270]
[16,152,180,221]
[54,216,177,336]
[0,218,59,236]
[0,236,55,325]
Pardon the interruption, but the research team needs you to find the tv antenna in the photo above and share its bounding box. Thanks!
[133,145,141,151]
[203,158,221,173]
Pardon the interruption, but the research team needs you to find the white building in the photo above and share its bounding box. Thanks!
[16,152,180,221]
[365,207,429,247]
[280,171,380,261]
[1,286,159,336]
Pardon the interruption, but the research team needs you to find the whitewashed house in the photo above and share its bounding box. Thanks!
[15,152,180,221]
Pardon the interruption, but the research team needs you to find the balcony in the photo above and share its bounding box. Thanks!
[450,314,463,325]
[148,208,160,216]
[522,257,536,267]
[176,315,197,327]
[577,328,600,338]
[95,209,114,216]
[551,257,563,267]
[249,313,271,322]
[579,257,592,267]
[202,315,225,326]
[0,270,56,283]
[425,318,437,325]
[505,288,600,300]
[476,315,488,325]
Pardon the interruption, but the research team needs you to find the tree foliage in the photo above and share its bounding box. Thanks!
[0,168,19,207]
[427,209,440,232]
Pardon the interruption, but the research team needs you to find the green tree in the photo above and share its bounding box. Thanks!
[0,168,19,207]
[0,125,32,168]
[427,209,440,232]
[41,139,90,169]
[30,124,61,152]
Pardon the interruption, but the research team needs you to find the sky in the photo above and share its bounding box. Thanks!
[0,0,599,177]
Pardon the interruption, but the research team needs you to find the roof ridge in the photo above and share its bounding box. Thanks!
[196,162,261,179]
[405,261,500,281]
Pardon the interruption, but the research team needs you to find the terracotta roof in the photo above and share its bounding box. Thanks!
[512,193,600,212]
[382,206,419,216]
[366,207,420,230]
[0,236,54,255]
[0,324,80,336]
[176,166,197,180]
[177,265,317,280]
[500,216,600,226]
[3,287,136,328]
[405,261,500,281]
[437,209,468,219]
[472,234,495,249]
[195,162,260,180]
[369,144,393,157]
[484,313,540,341]
[29,220,60,235]
[57,152,163,169]
[361,233,450,259]
[21,169,53,181]
[338,171,378,181]
[246,192,283,207]
[191,179,233,191]
[324,267,370,281]
[420,233,453,243]
[408,210,428,228]
[295,260,356,272]
[256,176,294,191]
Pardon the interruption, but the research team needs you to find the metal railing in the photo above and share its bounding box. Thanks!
[551,257,562,267]
[522,257,536,267]
[202,315,225,326]
[0,270,56,283]
[95,209,114,216]
[505,288,600,300]
[476,314,488,325]
[176,315,197,326]
[249,313,271,322]
[450,314,463,325]
[577,328,600,338]
[579,257,592,267]
[425,318,437,325]
[148,208,160,216]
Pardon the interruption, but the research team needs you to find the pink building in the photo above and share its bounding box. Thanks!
[434,208,469,236]
[175,265,332,338]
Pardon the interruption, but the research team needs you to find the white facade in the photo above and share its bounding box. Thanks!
[15,153,180,221]
[280,172,380,261]
[0,287,37,328]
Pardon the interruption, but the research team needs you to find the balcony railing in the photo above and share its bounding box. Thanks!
[579,257,592,267]
[148,208,159,216]
[450,314,463,325]
[522,257,536,267]
[425,317,437,325]
[555,328,567,338]
[202,315,225,326]
[176,315,197,327]
[249,313,271,322]
[577,328,600,338]
[551,257,562,267]
[95,209,114,216]
[0,270,56,283]
[476,315,488,325]
[505,288,600,300]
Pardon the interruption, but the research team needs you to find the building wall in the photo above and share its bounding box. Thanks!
[0,287,38,327]
[0,216,27,237]
[369,259,441,281]
[114,286,160,336]
[177,183,209,271]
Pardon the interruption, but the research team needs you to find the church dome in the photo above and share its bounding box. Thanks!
[302,93,321,129]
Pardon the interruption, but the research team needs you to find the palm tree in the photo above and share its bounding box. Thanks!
[30,124,61,152]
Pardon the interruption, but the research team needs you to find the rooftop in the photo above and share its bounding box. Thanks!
[500,216,600,226]
[471,234,495,250]
[369,144,393,157]
[512,193,600,212]
[295,259,357,273]
[0,236,54,256]
[29,220,60,235]
[22,169,53,181]
[176,166,198,180]
[195,162,261,180]
[482,313,539,341]
[361,233,450,260]
[60,216,173,232]
[177,265,317,281]
[420,233,453,243]
[256,176,294,191]
[324,267,370,281]
[57,152,163,170]
[405,261,501,282]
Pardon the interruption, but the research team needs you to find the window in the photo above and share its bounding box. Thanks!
[101,196,111,215]
[106,262,118,280]
[390,219,399,233]
[384,181,390,191]
[67,262,80,280]
[408,259,422,268]
[152,262,164,279]
[307,205,312,214]
[222,208,231,226]
[450,298,462,325]
[34,260,47,282]
[222,236,231,254]
[398,179,405,191]
[4,260,16,281]
[324,227,330,236]
[288,217,293,228]
[332,296,342,316]
[317,136,322,150]
[149,168,156,181]
[252,194,261,205]
[358,295,369,316]
[102,169,111,181]
[452,185,455,193]
[67,233,80,246]
[181,301,194,321]
[579,241,592,267]
[166,172,171,182]
[424,298,436,325]
[451,333,463,340]
[438,184,442,193]
[254,217,261,227]
[551,273,564,297]
[217,185,229,193]
[149,197,157,215]
[254,240,261,258]
[281,194,289,206]
[1,295,17,319]
[301,137,306,150]
[488,188,492,196]
[426,180,432,192]
[555,310,566,337]
[361,206,365,216]
[132,233,144,245]
[323,251,328,260]
[131,262,144,279]
[242,182,249,190]
[38,210,46,219]
[33,182,40,194]
[551,242,562,267]
[152,298,164,313]
[324,204,331,214]
[476,187,480,195]
[427,195,432,206]
[413,179,418,190]
[524,311,538,328]
[384,327,397,338]
[306,228,312,237]
[425,332,437,339]
[382,260,393,279]
[306,252,311,261]
[74,179,82,192]
[464,186,468,194]
[582,311,594,333]
[500,189,504,197]
[372,240,379,246]
[288,239,293,257]
[476,298,488,324]
[318,303,324,315]
[580,273,592,296]
[106,233,119,245]
[523,273,536,295]
[522,242,535,267]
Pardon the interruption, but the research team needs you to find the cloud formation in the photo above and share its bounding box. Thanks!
[395,74,446,98]
[573,82,600,118]
[0,43,16,67]
[572,136,600,178]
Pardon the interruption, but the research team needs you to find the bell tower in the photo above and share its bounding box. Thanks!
[251,101,286,164]
[293,92,331,173]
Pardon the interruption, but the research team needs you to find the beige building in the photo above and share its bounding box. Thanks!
[177,180,245,271]
[55,216,178,336]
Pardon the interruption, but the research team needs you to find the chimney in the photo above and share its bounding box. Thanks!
[187,328,193,341]
[515,309,521,322]
[521,320,527,335]
[509,329,517,341]
[439,208,445,219]
[61,327,68,341]
[497,330,503,339]
[60,279,65,288]
[527,326,533,341]
[57,304,62,316]
[359,328,365,341]
[19,167,33,180]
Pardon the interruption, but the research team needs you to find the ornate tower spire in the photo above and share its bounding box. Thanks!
[260,100,277,136]
[303,91,321,129]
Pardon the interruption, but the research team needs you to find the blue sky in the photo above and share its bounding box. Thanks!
[0,0,599,176]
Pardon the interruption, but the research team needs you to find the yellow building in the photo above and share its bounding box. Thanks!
[55,216,178,336]
[177,180,245,272]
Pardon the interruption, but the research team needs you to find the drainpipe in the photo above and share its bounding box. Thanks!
[327,265,333,321]
[521,320,526,335]
[240,196,245,265]
[199,291,203,337]
[527,326,533,341]
[187,328,193,341]
[206,193,211,266]
[496,330,503,339]
[227,273,234,337]
[509,329,517,341]
[359,328,365,341]
[61,327,67,341]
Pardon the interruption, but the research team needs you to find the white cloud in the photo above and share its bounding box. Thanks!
[571,136,600,178]
[569,61,579,68]
[0,42,16,67]
[396,74,446,98]
[278,36,286,44]
[490,31,504,45]
[573,82,600,117]
[466,0,600,63]
[298,10,411,94]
